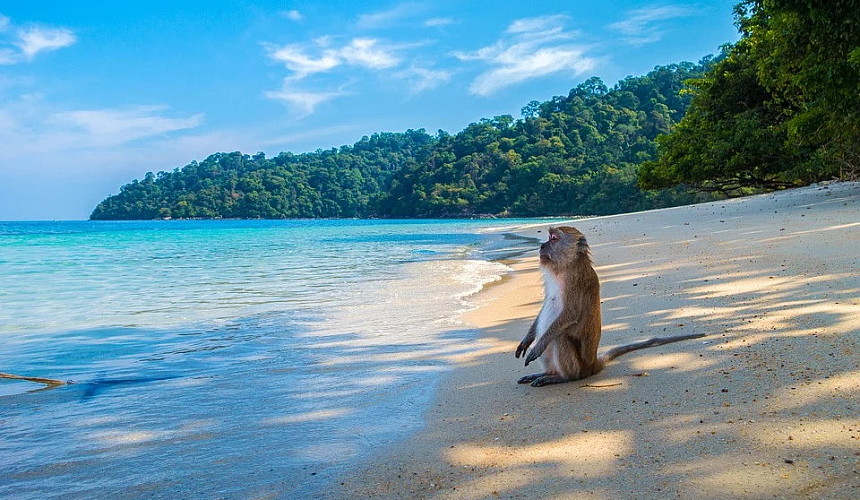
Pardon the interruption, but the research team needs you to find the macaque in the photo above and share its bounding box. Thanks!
[515,226,704,387]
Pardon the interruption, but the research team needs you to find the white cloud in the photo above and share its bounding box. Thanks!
[455,15,596,96]
[339,38,399,69]
[424,17,457,27]
[282,10,303,22]
[506,15,568,35]
[263,20,437,116]
[469,47,595,96]
[0,88,374,218]
[0,100,201,155]
[394,65,450,94]
[0,16,76,64]
[266,43,340,79]
[15,26,77,59]
[264,37,403,115]
[49,106,203,145]
[355,3,424,30]
[0,97,247,219]
[266,37,401,79]
[0,98,206,171]
[609,5,696,44]
[265,81,348,117]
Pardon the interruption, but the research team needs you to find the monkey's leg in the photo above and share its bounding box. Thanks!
[529,374,569,387]
[518,373,548,384]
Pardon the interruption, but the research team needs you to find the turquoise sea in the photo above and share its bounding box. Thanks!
[0,219,544,499]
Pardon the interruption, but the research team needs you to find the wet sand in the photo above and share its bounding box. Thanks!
[332,182,860,499]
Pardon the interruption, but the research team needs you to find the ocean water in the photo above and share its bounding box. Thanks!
[0,219,543,499]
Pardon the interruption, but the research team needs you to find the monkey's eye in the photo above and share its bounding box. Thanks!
[549,233,559,242]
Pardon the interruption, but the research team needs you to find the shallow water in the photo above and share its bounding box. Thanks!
[0,219,544,499]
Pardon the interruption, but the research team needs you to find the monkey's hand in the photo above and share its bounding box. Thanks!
[515,339,532,358]
[523,334,552,366]
[516,322,537,358]
[523,347,542,366]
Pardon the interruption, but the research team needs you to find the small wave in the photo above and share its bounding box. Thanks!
[318,257,511,344]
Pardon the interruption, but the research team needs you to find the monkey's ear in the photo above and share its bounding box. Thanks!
[576,235,589,254]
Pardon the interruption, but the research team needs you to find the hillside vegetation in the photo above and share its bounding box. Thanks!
[92,1,859,220]
[641,0,860,194]
[91,62,714,220]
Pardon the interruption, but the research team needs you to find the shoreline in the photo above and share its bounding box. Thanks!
[332,182,860,499]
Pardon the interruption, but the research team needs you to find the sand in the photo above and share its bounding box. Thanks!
[332,182,860,499]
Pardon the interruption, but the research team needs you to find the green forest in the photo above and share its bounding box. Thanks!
[91,0,859,220]
[640,0,860,194]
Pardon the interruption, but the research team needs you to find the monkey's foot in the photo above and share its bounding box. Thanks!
[529,375,569,387]
[517,373,547,384]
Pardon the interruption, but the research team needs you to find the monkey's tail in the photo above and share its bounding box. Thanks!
[600,333,707,363]
[0,372,67,389]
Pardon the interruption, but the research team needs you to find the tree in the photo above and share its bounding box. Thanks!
[747,0,860,178]
[639,43,812,194]
[642,0,860,194]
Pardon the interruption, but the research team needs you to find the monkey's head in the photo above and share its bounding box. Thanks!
[539,226,590,271]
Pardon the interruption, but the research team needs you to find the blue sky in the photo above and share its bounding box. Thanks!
[0,1,739,220]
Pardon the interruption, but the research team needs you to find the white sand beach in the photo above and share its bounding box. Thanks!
[332,182,860,499]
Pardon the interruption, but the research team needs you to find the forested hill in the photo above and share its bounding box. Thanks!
[91,61,716,220]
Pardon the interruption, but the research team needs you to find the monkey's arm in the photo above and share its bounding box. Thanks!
[523,316,578,366]
[515,321,538,358]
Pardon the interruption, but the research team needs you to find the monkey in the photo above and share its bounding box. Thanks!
[514,226,705,387]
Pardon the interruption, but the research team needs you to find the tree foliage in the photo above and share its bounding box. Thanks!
[641,0,860,194]
[91,62,716,220]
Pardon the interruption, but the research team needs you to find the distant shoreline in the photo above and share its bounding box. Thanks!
[86,214,588,222]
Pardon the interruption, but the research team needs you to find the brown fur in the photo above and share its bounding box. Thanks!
[515,226,704,387]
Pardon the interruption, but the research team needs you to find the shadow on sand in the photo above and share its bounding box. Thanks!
[330,184,860,499]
